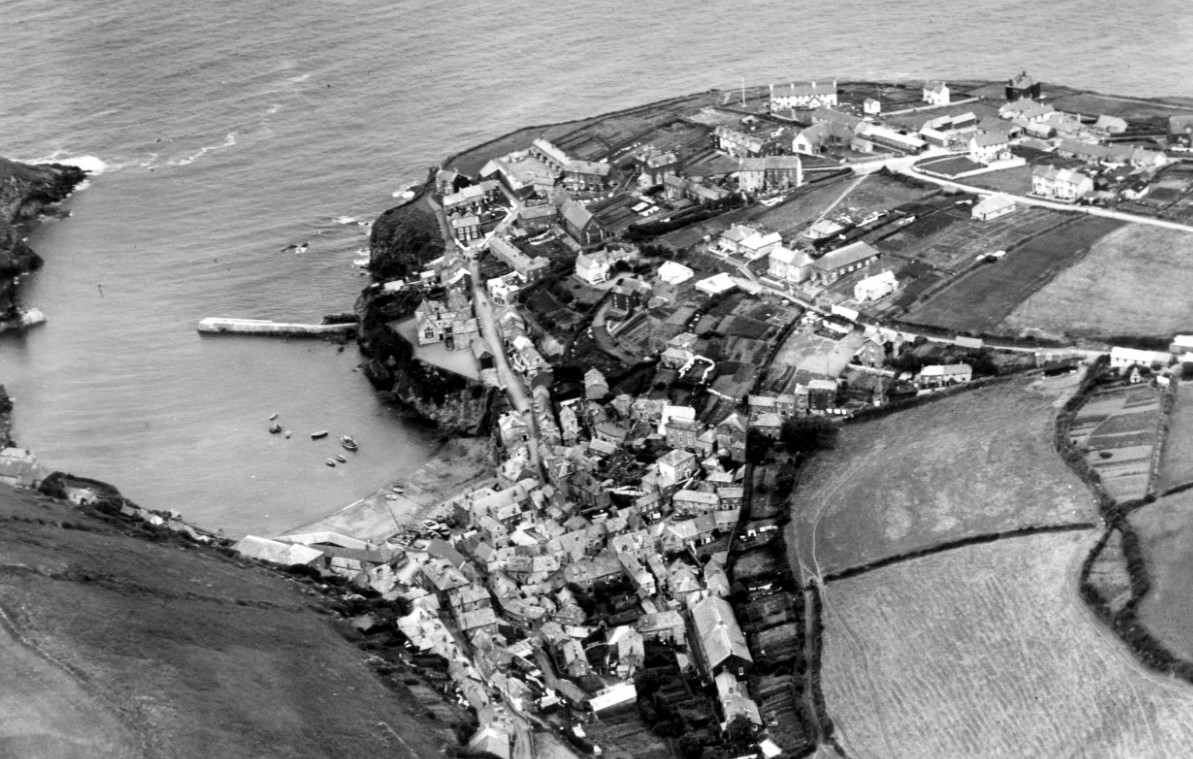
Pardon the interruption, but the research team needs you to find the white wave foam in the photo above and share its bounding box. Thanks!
[28,154,110,175]
[334,215,358,225]
[170,132,237,167]
[353,257,371,267]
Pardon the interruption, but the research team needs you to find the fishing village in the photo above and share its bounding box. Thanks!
[9,71,1193,759]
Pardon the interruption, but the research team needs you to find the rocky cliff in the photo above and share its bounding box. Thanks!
[358,193,493,436]
[0,157,87,312]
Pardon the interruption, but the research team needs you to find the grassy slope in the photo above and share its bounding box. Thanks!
[1129,489,1193,662]
[1001,224,1193,339]
[0,486,451,759]
[822,531,1193,759]
[791,377,1094,576]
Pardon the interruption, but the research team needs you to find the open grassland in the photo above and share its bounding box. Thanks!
[822,531,1193,759]
[1130,490,1193,661]
[791,377,1094,576]
[902,216,1121,335]
[1069,382,1163,503]
[0,487,454,759]
[1159,381,1193,493]
[1002,224,1193,339]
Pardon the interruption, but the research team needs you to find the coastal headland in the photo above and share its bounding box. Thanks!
[9,73,1193,759]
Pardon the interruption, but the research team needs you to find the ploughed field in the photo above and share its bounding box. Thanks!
[822,531,1193,759]
[791,377,1094,577]
[1001,224,1193,340]
[901,215,1122,335]
[0,487,453,759]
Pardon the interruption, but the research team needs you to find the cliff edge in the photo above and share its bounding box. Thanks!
[0,157,87,313]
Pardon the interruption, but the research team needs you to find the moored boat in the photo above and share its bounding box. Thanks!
[335,454,347,463]
[325,458,336,467]
[341,435,358,451]
[269,422,282,434]
[311,430,329,439]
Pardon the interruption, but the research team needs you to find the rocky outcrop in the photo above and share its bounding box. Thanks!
[0,157,87,312]
[357,286,492,436]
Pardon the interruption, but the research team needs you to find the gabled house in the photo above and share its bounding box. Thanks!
[1031,165,1094,202]
[972,194,1016,221]
[689,596,753,678]
[574,250,612,286]
[769,80,838,111]
[968,131,1011,165]
[560,197,606,247]
[922,80,950,106]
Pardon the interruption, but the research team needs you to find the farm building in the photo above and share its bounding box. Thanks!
[688,596,753,678]
[972,194,1016,221]
[854,270,899,302]
[922,80,950,106]
[854,123,927,154]
[1031,165,1094,202]
[809,241,883,285]
[917,363,973,389]
[1110,346,1171,370]
[864,97,881,115]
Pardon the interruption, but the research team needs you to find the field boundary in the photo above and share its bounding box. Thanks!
[822,523,1098,583]
[1055,362,1193,683]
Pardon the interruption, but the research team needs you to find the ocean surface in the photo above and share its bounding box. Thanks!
[1,0,1191,537]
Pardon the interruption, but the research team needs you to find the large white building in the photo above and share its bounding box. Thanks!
[769,80,838,111]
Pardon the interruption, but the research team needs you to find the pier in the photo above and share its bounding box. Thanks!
[197,317,356,337]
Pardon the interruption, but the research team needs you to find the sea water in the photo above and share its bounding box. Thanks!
[0,0,1190,536]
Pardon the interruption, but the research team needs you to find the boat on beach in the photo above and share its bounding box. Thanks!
[325,458,336,467]
[341,435,358,451]
[335,454,347,463]
[311,430,329,439]
[268,422,282,434]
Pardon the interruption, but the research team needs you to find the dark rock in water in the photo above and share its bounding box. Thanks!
[0,157,88,312]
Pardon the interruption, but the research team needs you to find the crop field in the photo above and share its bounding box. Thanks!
[1069,382,1163,502]
[1130,490,1193,661]
[902,216,1122,335]
[791,378,1095,576]
[821,530,1193,759]
[1001,224,1193,340]
[1158,381,1193,493]
[877,206,1068,274]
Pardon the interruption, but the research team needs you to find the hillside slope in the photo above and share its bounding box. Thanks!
[0,485,451,759]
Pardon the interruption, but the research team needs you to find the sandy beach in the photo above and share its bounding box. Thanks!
[279,436,495,543]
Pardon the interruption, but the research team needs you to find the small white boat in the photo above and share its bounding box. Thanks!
[335,454,347,463]
[311,430,329,439]
[325,458,336,467]
[341,435,358,451]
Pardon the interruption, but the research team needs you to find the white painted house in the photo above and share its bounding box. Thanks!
[574,251,611,286]
[853,270,898,302]
[922,81,950,106]
[972,195,1016,221]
